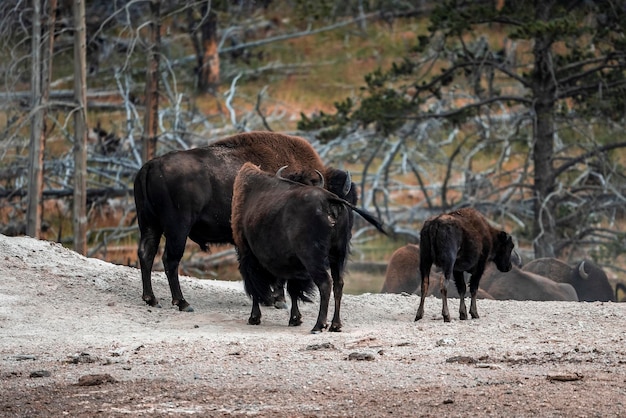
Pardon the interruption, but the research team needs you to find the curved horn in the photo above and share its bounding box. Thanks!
[578,260,589,280]
[315,170,325,188]
[276,165,288,179]
[342,171,352,196]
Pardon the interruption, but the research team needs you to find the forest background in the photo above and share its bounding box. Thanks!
[0,0,625,294]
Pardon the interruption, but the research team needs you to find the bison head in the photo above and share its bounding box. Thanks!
[325,168,356,204]
[493,231,515,273]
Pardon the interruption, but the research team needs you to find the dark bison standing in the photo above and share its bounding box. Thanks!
[134,131,342,312]
[416,207,515,322]
[231,162,385,333]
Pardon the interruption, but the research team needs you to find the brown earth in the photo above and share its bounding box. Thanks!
[0,234,625,417]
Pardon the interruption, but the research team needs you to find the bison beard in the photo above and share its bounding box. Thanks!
[232,163,386,333]
[416,207,515,322]
[134,131,340,312]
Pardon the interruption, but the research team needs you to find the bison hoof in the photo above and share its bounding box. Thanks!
[459,312,468,320]
[143,296,161,308]
[443,316,451,323]
[248,317,261,325]
[174,300,193,312]
[274,301,288,310]
[471,313,480,319]
[289,316,303,327]
[311,323,328,334]
[329,324,342,332]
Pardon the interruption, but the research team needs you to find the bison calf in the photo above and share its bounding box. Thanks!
[232,163,385,333]
[416,207,516,322]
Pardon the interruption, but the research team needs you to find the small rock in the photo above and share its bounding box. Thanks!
[305,342,336,351]
[29,370,51,378]
[547,373,584,382]
[67,352,98,364]
[347,352,376,361]
[436,338,456,347]
[446,356,476,364]
[77,374,117,386]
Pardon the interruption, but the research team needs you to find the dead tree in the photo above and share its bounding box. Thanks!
[73,0,88,255]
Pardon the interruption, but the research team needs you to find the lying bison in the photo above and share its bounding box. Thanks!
[232,163,386,333]
[416,207,516,322]
[380,244,421,294]
[480,265,578,301]
[522,258,614,302]
[134,131,351,312]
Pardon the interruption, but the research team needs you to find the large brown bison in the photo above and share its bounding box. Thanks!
[231,163,386,333]
[522,258,614,302]
[134,131,352,312]
[416,208,515,322]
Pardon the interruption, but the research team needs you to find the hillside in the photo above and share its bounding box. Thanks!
[1,234,625,417]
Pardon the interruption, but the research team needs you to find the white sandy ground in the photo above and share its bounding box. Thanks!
[0,233,625,417]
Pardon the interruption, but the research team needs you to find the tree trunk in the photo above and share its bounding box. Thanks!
[73,0,88,255]
[199,1,219,93]
[26,0,43,238]
[142,0,161,163]
[27,0,56,238]
[530,5,557,258]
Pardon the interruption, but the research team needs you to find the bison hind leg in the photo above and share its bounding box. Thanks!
[248,296,263,325]
[286,279,315,327]
[454,270,468,320]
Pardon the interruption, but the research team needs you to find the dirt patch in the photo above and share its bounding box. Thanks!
[1,235,625,417]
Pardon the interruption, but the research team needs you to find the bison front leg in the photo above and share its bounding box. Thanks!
[248,296,263,325]
[311,270,332,334]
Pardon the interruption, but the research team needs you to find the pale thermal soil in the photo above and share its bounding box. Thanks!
[0,234,625,417]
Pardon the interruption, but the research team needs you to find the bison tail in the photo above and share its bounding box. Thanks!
[238,250,276,305]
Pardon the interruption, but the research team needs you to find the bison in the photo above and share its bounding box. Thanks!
[381,244,494,299]
[231,162,386,333]
[416,207,516,322]
[134,131,351,312]
[381,244,577,301]
[522,258,614,302]
[381,244,421,294]
[480,265,578,301]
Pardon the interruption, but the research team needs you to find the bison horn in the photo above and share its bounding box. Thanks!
[342,170,352,196]
[276,165,288,179]
[578,260,589,280]
[315,170,325,188]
